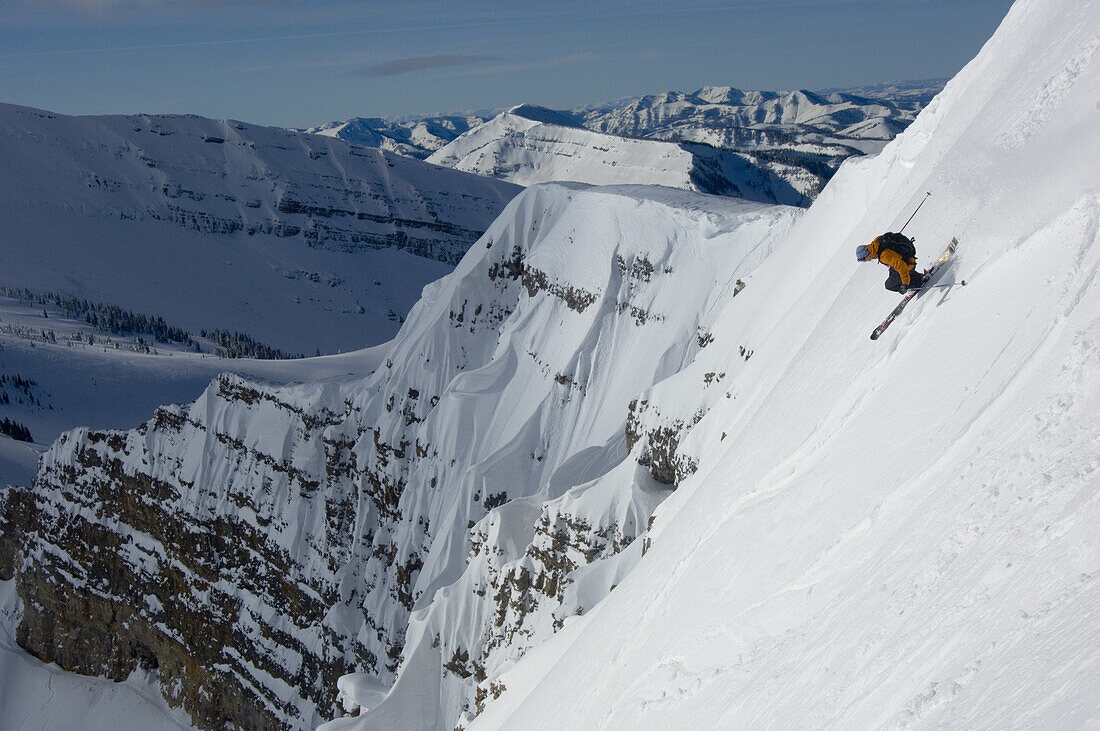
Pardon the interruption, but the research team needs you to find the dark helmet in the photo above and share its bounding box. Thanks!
[856,244,870,261]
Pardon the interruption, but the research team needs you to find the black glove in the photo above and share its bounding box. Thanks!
[898,285,908,295]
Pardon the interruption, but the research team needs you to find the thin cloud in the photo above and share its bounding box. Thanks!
[461,52,600,77]
[355,54,494,78]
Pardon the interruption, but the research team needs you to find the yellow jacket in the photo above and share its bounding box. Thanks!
[868,236,917,285]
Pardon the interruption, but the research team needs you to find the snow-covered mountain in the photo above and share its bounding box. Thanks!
[305,82,934,165]
[6,181,788,728]
[0,104,519,354]
[580,85,919,151]
[568,85,934,199]
[816,78,947,109]
[3,1,1099,730]
[323,84,935,202]
[426,106,810,205]
[305,115,488,160]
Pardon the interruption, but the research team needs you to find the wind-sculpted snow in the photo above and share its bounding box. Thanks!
[0,104,518,352]
[5,180,796,728]
[326,186,793,729]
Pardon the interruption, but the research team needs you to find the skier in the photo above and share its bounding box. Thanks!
[856,232,927,294]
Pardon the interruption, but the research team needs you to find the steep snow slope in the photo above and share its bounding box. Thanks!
[322,185,794,730]
[461,0,1100,727]
[0,104,518,353]
[426,109,808,205]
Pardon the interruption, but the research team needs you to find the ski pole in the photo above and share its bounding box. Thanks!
[916,280,967,290]
[899,191,931,233]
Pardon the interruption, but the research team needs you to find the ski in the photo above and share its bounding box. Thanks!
[869,237,959,340]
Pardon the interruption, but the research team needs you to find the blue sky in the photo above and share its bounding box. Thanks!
[0,0,1013,127]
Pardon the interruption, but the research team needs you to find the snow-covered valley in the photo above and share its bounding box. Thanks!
[0,104,519,355]
[1,0,1098,729]
[0,293,391,487]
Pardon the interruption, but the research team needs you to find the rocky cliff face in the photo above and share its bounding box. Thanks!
[4,375,357,728]
[3,183,797,729]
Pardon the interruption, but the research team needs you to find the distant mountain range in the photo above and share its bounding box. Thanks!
[424,106,811,205]
[307,113,487,160]
[307,81,946,201]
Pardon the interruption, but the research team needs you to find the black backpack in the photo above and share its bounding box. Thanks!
[877,232,916,260]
